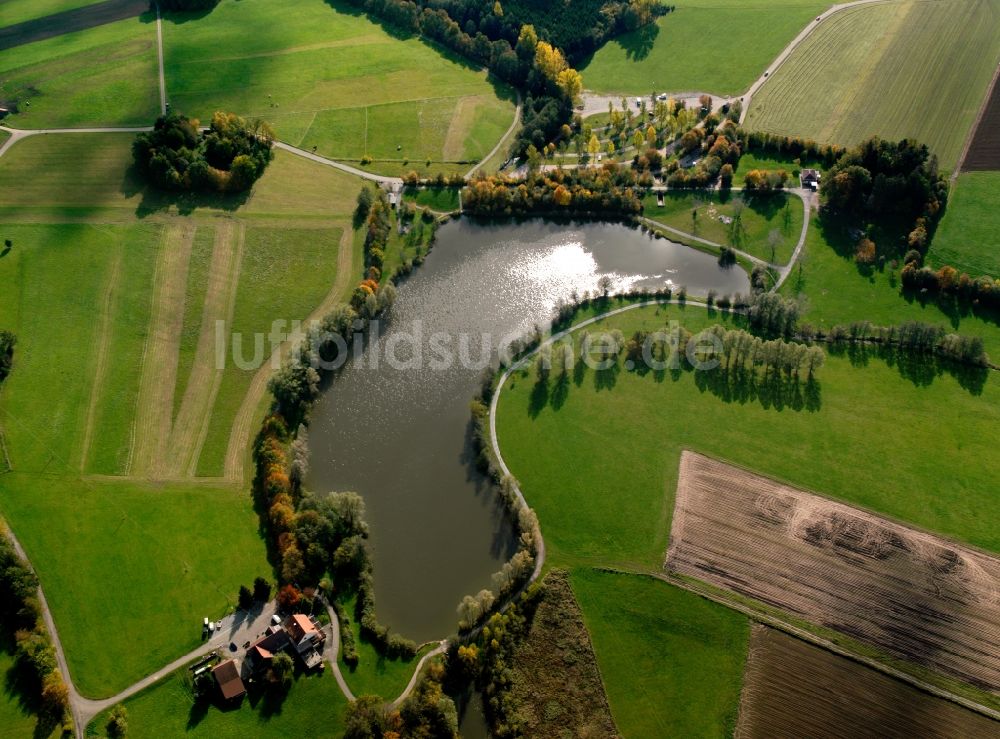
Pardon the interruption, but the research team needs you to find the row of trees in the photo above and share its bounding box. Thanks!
[0,523,70,731]
[814,319,989,367]
[132,111,274,192]
[462,164,644,216]
[901,263,1000,312]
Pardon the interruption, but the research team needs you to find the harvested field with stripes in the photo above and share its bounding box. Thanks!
[736,625,1000,738]
[667,452,1000,693]
[744,0,1000,170]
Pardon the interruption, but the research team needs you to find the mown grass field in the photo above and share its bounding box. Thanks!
[495,303,1000,572]
[0,132,367,697]
[571,569,748,738]
[927,171,1000,276]
[642,190,803,264]
[88,666,347,738]
[580,0,829,96]
[0,15,159,128]
[162,0,515,175]
[0,134,363,221]
[744,0,1000,171]
[195,225,344,477]
[782,214,1000,361]
[0,0,98,27]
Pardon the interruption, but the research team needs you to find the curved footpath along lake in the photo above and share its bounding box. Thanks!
[307,218,749,642]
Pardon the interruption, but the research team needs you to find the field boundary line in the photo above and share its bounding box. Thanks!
[953,60,1000,179]
[187,223,245,478]
[651,569,1000,722]
[222,225,355,482]
[78,242,123,472]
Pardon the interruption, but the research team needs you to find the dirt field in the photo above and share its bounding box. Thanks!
[667,452,1000,693]
[0,0,149,52]
[736,625,1000,738]
[963,69,1000,171]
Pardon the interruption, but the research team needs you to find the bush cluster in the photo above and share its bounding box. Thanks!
[132,111,274,192]
[901,261,1000,312]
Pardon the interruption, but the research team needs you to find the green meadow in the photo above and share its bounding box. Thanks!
[572,569,748,738]
[643,190,803,264]
[928,171,1000,277]
[580,0,829,96]
[162,0,515,174]
[782,214,1000,361]
[495,303,1000,571]
[88,667,348,738]
[0,15,160,128]
[0,0,97,27]
[0,132,368,697]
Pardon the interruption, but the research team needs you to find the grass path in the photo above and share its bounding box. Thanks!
[79,243,123,471]
[222,226,356,482]
[166,221,243,477]
[128,223,193,477]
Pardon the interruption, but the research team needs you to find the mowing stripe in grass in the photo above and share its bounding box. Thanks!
[187,222,245,478]
[129,223,193,478]
[79,241,122,472]
[168,221,242,478]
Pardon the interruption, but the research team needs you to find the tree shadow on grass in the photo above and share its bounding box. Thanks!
[617,22,660,62]
[324,0,483,74]
[120,164,252,218]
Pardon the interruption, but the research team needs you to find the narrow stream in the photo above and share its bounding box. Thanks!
[307,218,749,642]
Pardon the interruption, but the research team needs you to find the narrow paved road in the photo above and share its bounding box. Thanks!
[273,141,403,186]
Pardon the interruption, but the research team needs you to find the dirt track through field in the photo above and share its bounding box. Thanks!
[668,452,1000,693]
[0,0,149,51]
[166,221,242,478]
[128,223,193,478]
[736,625,1000,738]
[222,226,354,483]
[79,242,122,471]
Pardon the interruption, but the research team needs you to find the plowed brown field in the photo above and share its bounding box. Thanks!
[963,68,1000,171]
[667,452,1000,693]
[736,625,1000,738]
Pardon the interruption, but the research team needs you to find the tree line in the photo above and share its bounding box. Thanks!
[462,163,644,216]
[0,523,71,734]
[132,111,274,193]
[901,253,1000,312]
